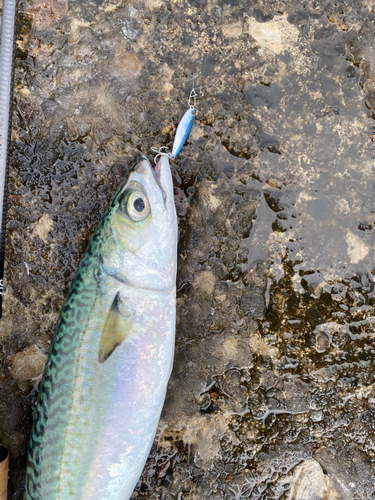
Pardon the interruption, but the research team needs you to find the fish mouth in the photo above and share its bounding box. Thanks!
[132,153,169,201]
[151,157,163,188]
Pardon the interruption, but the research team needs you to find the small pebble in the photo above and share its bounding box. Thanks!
[11,344,47,382]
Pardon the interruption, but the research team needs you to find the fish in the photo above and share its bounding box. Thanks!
[171,107,195,158]
[24,153,178,500]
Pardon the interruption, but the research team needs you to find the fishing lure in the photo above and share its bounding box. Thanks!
[171,81,197,158]
[153,79,197,161]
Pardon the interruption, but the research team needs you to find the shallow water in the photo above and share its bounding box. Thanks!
[1,0,375,498]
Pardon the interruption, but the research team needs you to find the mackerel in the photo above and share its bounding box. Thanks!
[25,153,177,500]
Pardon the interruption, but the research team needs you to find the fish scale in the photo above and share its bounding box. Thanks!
[25,154,177,500]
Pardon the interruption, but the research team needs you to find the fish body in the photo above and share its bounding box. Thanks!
[25,154,178,500]
[171,107,195,158]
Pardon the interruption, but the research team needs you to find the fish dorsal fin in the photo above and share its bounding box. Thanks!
[98,292,131,363]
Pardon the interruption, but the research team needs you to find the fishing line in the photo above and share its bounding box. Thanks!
[0,0,18,317]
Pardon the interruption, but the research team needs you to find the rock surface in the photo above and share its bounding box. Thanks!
[1,0,375,498]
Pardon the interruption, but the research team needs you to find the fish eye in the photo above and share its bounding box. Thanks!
[124,190,150,222]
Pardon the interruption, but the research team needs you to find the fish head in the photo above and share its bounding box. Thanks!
[103,153,177,291]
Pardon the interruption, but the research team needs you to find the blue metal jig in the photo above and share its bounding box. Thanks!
[171,81,197,158]
[152,78,197,163]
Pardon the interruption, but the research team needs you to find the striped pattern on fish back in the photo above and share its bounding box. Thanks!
[25,206,114,500]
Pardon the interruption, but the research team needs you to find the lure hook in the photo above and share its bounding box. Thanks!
[151,146,173,163]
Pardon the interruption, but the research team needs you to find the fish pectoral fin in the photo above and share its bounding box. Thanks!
[98,292,132,363]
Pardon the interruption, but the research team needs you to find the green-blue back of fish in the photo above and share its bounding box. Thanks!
[25,154,177,499]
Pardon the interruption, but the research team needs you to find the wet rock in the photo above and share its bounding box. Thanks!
[246,82,284,109]
[306,196,335,221]
[222,23,242,39]
[314,330,330,352]
[349,29,375,116]
[284,458,339,499]
[202,53,215,77]
[345,230,370,264]
[247,15,299,55]
[30,214,54,243]
[314,446,374,499]
[11,344,46,383]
